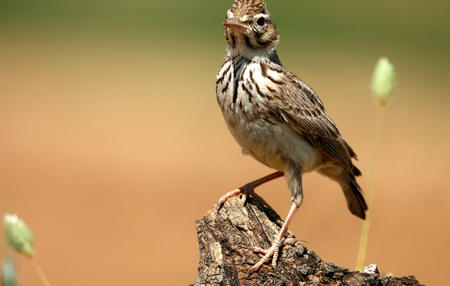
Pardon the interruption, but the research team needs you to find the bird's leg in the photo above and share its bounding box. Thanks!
[216,171,284,209]
[248,200,300,273]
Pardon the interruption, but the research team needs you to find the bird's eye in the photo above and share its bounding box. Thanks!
[256,17,265,26]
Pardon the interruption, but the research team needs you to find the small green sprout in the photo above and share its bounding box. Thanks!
[2,257,18,286]
[3,214,34,258]
[3,214,52,286]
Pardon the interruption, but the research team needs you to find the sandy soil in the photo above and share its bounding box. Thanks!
[0,44,449,285]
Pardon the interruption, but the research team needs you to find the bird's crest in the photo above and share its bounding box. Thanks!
[231,0,268,17]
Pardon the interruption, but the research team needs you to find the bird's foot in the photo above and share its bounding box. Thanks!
[216,183,255,210]
[248,237,298,273]
[216,172,284,211]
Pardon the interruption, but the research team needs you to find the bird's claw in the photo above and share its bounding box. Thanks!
[248,237,298,273]
[216,183,255,210]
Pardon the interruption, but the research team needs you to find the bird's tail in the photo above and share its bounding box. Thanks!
[318,165,367,219]
[342,176,367,219]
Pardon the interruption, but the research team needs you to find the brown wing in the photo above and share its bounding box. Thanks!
[273,68,359,175]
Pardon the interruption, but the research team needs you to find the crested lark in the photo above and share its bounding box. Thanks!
[216,0,367,272]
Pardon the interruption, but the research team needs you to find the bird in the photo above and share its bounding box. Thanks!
[215,0,367,273]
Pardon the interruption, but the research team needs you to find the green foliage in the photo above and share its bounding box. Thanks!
[0,0,449,52]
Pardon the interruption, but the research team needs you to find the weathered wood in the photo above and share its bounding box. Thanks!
[193,195,422,286]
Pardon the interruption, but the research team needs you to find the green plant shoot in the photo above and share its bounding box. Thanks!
[356,57,396,272]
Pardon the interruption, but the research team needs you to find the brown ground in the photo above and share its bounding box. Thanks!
[0,42,449,285]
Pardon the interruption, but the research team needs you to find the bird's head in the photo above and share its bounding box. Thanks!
[224,0,279,56]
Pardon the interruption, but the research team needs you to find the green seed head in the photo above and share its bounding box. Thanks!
[3,214,35,258]
[371,57,396,106]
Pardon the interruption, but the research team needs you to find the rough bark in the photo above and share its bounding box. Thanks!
[192,195,422,286]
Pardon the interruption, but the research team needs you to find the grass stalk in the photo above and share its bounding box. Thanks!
[356,105,385,272]
[31,257,52,286]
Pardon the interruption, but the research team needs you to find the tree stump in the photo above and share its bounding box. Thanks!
[192,195,422,286]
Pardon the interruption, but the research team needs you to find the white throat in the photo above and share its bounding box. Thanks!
[226,37,271,60]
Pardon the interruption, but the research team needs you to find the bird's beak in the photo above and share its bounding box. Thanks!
[223,18,250,33]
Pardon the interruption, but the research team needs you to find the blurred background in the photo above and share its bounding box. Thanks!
[0,0,449,285]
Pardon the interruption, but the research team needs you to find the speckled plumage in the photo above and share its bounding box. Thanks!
[230,0,267,17]
[216,0,367,272]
